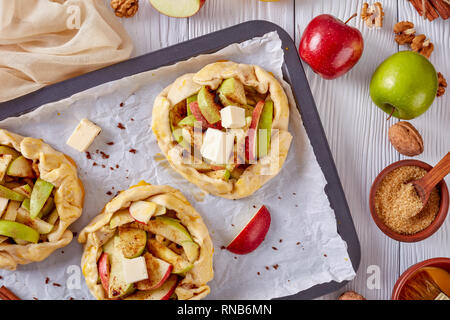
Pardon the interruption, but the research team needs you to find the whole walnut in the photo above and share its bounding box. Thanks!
[388,122,424,157]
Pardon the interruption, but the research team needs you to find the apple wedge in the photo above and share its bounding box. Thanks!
[246,100,265,162]
[226,205,271,255]
[149,0,205,18]
[129,201,157,224]
[135,253,173,291]
[197,86,222,124]
[125,275,178,300]
[110,209,135,229]
[189,101,223,130]
[118,226,147,259]
[6,156,34,178]
[0,220,39,243]
[98,252,110,292]
[29,178,54,219]
[147,239,193,274]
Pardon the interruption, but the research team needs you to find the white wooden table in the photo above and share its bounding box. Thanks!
[110,0,450,300]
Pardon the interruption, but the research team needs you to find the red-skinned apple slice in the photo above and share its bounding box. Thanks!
[226,205,271,255]
[125,275,178,300]
[135,253,173,291]
[246,100,265,162]
[129,201,156,225]
[189,102,223,130]
[149,0,206,18]
[98,252,110,292]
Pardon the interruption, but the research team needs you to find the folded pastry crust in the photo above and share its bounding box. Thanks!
[78,183,214,300]
[152,61,293,199]
[0,129,84,270]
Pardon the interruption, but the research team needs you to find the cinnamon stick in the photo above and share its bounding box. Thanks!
[0,286,21,300]
[409,0,439,21]
[429,0,450,19]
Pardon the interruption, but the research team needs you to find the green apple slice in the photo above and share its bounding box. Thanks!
[217,78,247,105]
[197,86,221,124]
[257,99,273,158]
[104,236,135,299]
[45,208,59,225]
[147,239,192,274]
[178,115,196,127]
[118,227,147,259]
[205,169,230,181]
[110,209,134,229]
[30,178,54,219]
[0,146,20,160]
[0,154,13,181]
[37,197,55,219]
[0,185,26,202]
[6,156,34,178]
[0,220,39,243]
[147,217,200,264]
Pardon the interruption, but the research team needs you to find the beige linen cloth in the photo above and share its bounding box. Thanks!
[0,0,133,103]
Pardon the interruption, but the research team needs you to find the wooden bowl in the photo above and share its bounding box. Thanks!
[369,159,449,242]
[392,257,450,300]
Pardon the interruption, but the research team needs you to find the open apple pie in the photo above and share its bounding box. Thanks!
[0,129,84,270]
[152,61,293,199]
[78,182,213,300]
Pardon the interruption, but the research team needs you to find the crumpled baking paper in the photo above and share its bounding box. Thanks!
[0,31,355,300]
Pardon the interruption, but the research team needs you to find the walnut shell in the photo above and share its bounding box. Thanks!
[388,121,424,157]
[338,291,366,300]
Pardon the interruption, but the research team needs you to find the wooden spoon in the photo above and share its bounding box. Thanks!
[412,152,450,205]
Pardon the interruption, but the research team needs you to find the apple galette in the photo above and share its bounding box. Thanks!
[78,182,214,300]
[152,61,293,199]
[0,129,84,270]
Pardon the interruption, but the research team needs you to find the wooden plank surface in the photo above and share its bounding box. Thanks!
[105,0,449,300]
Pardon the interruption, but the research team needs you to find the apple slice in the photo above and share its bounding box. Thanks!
[135,253,173,290]
[246,101,265,162]
[29,178,54,219]
[129,201,157,224]
[6,156,34,178]
[147,239,193,274]
[226,205,271,255]
[0,220,39,243]
[98,252,110,292]
[125,275,178,300]
[189,101,223,130]
[109,209,135,229]
[149,0,205,18]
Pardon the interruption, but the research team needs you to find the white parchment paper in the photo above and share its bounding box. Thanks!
[0,32,355,300]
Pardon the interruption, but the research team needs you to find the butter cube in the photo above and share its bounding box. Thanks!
[66,119,101,152]
[220,106,246,128]
[122,256,148,284]
[200,128,234,164]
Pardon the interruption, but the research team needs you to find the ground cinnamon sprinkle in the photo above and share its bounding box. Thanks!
[375,166,440,235]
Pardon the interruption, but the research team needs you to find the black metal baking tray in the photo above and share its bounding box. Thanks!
[0,20,360,300]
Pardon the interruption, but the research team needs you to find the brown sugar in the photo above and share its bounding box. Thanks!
[374,166,440,235]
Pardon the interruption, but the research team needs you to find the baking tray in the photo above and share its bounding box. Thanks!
[0,20,360,300]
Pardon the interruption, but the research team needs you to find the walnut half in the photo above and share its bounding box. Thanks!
[110,0,139,18]
[361,2,384,28]
[437,72,447,97]
[393,21,416,45]
[411,34,434,58]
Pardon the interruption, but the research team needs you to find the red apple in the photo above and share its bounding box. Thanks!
[127,275,178,300]
[226,205,271,255]
[149,0,206,18]
[189,102,222,130]
[98,253,110,292]
[246,101,265,162]
[135,253,173,291]
[299,14,364,79]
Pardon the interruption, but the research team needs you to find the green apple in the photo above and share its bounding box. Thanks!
[370,51,438,120]
[147,239,193,274]
[0,220,39,243]
[16,208,53,234]
[186,95,197,116]
[178,115,196,127]
[46,208,59,225]
[7,156,34,178]
[218,78,247,105]
[147,217,199,263]
[104,236,135,299]
[109,209,134,229]
[118,227,147,259]
[257,100,273,158]
[197,86,221,124]
[0,185,26,202]
[30,178,54,218]
[3,201,20,221]
[12,184,32,198]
